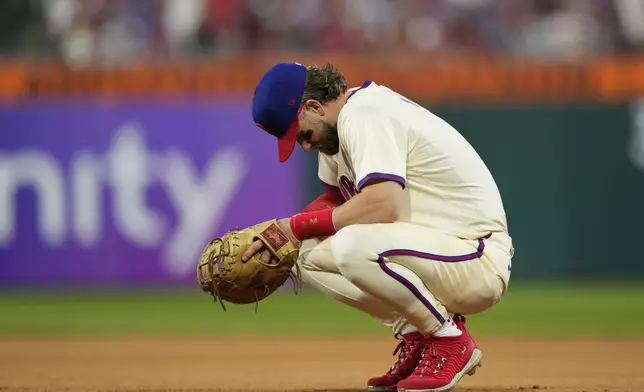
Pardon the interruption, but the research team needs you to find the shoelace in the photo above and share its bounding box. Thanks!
[387,334,413,374]
[414,340,451,377]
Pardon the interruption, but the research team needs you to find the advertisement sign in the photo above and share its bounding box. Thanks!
[0,100,303,285]
[3,56,644,101]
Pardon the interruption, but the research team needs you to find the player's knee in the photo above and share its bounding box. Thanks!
[330,226,371,272]
[298,238,346,274]
[298,239,322,271]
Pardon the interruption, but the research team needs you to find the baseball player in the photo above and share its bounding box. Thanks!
[244,62,514,392]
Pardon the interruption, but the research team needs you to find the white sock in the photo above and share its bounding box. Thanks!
[432,318,462,338]
[400,324,419,336]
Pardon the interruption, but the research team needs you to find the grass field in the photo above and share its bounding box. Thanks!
[1,280,643,338]
[2,281,644,392]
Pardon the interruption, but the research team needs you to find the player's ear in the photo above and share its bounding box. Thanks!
[303,99,324,116]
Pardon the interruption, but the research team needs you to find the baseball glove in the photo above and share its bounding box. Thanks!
[196,219,301,311]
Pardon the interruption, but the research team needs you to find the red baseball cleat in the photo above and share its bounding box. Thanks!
[397,315,482,392]
[367,331,427,391]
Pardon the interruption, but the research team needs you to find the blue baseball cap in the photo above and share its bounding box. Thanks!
[252,62,307,163]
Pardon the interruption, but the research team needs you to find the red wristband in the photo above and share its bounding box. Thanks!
[289,209,337,241]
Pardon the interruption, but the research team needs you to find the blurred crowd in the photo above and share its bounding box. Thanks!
[1,0,644,66]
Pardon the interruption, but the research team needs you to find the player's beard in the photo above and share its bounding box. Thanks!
[316,120,340,156]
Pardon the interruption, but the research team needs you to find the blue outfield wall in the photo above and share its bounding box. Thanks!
[2,98,644,290]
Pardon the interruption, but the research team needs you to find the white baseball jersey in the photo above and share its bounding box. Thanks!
[318,80,509,241]
[306,81,513,335]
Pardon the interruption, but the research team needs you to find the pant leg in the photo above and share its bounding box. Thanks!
[330,223,511,335]
[298,237,412,333]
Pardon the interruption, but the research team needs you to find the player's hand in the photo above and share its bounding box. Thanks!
[241,218,301,264]
[276,217,301,248]
[241,240,280,264]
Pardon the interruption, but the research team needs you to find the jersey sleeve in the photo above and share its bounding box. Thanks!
[340,107,407,192]
[317,152,339,191]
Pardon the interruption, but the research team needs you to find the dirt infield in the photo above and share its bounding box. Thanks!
[1,338,642,392]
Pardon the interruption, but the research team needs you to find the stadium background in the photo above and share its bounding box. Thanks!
[1,1,644,391]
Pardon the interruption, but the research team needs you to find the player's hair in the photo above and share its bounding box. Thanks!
[301,63,348,105]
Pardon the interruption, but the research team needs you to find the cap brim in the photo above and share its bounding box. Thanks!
[277,118,299,163]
